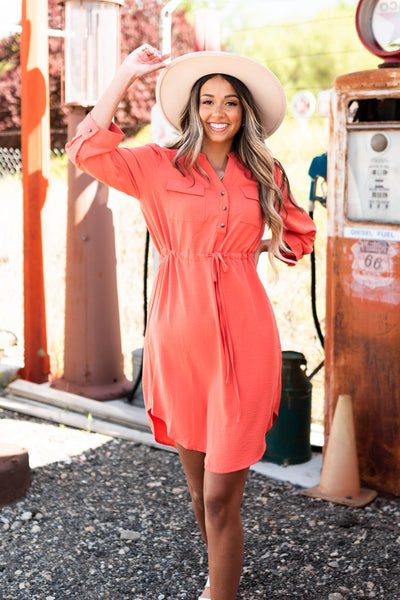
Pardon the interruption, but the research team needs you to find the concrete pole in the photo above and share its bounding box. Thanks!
[160,0,182,56]
[51,0,130,401]
[20,0,51,383]
[51,106,131,400]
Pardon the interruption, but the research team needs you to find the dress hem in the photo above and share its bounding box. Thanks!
[148,406,267,473]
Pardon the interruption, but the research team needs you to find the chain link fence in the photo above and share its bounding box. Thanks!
[0,148,22,177]
[0,148,66,177]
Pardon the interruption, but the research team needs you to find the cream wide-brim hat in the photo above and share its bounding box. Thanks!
[156,51,287,138]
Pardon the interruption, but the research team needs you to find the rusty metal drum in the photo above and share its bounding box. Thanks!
[0,443,30,506]
[264,351,312,465]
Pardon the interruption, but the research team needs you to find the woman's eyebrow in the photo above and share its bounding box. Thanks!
[200,93,239,99]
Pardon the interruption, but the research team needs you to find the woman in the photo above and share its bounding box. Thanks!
[66,44,316,600]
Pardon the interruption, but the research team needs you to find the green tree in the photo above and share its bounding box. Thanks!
[227,4,378,99]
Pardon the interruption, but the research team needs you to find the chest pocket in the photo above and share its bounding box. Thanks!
[240,184,263,228]
[166,178,206,222]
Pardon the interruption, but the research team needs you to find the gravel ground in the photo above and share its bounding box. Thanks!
[0,408,399,600]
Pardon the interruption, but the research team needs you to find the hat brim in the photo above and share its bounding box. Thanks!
[156,51,287,138]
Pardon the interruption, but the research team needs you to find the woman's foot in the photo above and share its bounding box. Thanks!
[198,576,211,599]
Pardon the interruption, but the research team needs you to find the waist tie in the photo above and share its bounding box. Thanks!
[161,250,252,423]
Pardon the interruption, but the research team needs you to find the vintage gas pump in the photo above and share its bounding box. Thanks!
[325,0,400,494]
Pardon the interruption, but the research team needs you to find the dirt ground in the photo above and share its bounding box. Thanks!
[0,407,399,600]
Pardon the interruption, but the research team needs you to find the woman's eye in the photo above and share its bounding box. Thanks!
[202,100,213,105]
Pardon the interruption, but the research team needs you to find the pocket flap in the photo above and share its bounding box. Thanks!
[240,184,259,201]
[166,178,205,196]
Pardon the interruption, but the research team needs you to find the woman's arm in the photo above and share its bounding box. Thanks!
[91,44,169,130]
[273,164,316,262]
[254,238,271,266]
[64,44,169,197]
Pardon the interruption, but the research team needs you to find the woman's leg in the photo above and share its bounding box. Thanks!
[176,443,208,544]
[176,441,248,600]
[204,468,249,600]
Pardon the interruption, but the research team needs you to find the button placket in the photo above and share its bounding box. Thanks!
[218,190,228,234]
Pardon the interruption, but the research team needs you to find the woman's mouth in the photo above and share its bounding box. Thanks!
[208,123,229,132]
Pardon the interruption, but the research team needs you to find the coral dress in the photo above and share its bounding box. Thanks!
[66,113,316,473]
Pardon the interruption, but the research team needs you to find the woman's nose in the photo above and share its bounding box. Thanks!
[212,102,225,116]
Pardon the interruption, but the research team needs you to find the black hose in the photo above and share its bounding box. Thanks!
[143,228,150,336]
[127,355,143,403]
[307,157,327,380]
[307,358,324,381]
[127,228,150,404]
[309,211,325,350]
[308,208,325,381]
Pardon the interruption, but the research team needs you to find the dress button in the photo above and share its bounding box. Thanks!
[88,128,92,132]
[221,191,225,196]
[222,206,227,211]
[221,223,226,228]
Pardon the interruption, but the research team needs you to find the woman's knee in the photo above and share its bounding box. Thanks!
[203,469,248,528]
[204,489,239,528]
[190,486,205,512]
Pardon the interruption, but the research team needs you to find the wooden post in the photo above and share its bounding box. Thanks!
[20,0,51,383]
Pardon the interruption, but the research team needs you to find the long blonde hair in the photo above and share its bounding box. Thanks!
[167,73,299,269]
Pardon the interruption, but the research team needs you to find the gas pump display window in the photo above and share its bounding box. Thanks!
[348,98,400,123]
[347,128,400,224]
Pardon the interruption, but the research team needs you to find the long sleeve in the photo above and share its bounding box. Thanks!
[264,164,316,263]
[65,112,163,200]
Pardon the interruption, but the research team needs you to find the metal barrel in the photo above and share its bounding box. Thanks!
[264,351,312,465]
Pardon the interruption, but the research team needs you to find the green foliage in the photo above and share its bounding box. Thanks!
[227,5,378,98]
[122,124,152,148]
[50,150,68,180]
[0,34,19,72]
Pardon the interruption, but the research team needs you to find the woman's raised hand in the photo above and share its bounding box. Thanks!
[121,44,170,81]
[90,44,169,130]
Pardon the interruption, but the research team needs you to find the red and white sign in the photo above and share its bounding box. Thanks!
[290,90,316,119]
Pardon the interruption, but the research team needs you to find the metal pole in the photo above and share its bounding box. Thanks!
[20,0,51,383]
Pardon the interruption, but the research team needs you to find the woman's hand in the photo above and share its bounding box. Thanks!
[254,239,271,266]
[120,44,170,85]
[91,44,169,130]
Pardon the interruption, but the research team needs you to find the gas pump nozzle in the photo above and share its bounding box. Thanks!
[308,152,328,212]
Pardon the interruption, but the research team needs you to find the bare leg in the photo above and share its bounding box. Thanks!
[176,442,248,600]
[204,468,249,600]
[176,443,207,544]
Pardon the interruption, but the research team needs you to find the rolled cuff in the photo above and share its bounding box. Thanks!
[65,112,125,165]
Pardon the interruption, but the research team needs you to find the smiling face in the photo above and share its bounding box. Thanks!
[198,75,243,154]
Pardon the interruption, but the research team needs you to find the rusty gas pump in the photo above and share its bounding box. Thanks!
[325,0,400,495]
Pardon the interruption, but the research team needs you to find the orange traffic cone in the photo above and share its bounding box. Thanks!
[302,394,377,507]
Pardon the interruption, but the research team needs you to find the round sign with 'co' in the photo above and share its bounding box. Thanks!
[356,0,400,63]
